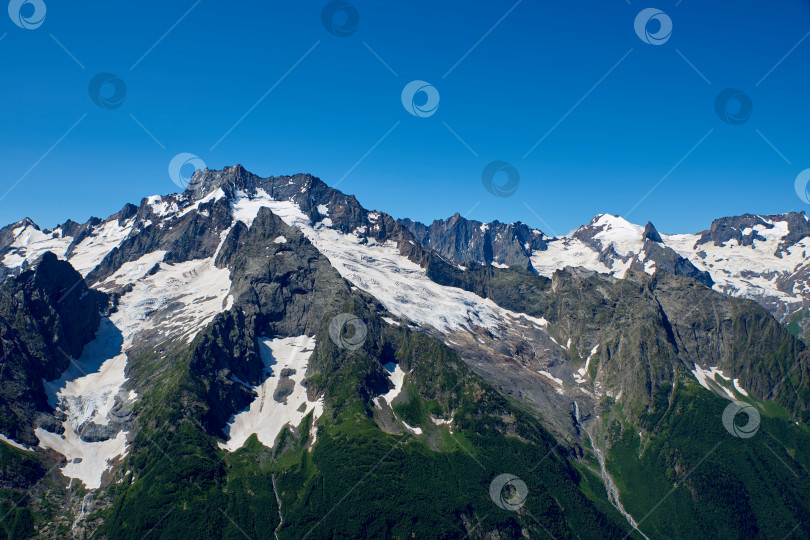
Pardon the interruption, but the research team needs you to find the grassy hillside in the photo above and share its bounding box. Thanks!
[603,382,810,539]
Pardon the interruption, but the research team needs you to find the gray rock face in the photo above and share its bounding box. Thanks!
[0,252,107,444]
[188,165,370,236]
[224,207,352,338]
[695,211,810,254]
[632,240,714,287]
[423,255,808,422]
[695,213,772,248]
[273,375,295,404]
[400,213,547,271]
[642,221,663,243]
[86,194,234,285]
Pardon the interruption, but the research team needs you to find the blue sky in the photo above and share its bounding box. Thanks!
[1,0,809,235]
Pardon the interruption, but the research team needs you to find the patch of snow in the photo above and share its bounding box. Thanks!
[374,362,406,406]
[220,336,322,452]
[538,370,563,386]
[662,219,810,312]
[228,191,556,340]
[0,434,33,452]
[68,218,135,276]
[274,236,287,244]
[381,316,400,326]
[147,196,179,217]
[317,204,329,214]
[35,429,127,490]
[100,251,166,285]
[231,189,272,227]
[733,378,749,397]
[531,238,613,278]
[401,421,422,435]
[494,302,549,328]
[691,364,736,400]
[591,214,645,257]
[174,188,226,220]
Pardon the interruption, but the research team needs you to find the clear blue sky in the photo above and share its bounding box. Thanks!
[1,0,809,236]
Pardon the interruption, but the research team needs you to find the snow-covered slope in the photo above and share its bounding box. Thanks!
[220,335,321,451]
[2,217,135,277]
[230,190,544,337]
[663,217,810,321]
[532,213,810,324]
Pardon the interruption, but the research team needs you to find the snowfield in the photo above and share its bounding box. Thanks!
[373,362,407,408]
[35,317,134,489]
[1,223,73,269]
[230,190,549,337]
[220,336,322,452]
[98,249,232,344]
[1,218,135,277]
[532,213,810,320]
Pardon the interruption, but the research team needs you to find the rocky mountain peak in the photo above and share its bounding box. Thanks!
[185,164,262,200]
[642,221,662,243]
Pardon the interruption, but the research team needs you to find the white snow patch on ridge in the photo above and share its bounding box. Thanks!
[591,214,644,257]
[531,239,611,278]
[374,362,406,407]
[0,434,33,452]
[665,225,810,310]
[690,364,748,400]
[538,370,563,386]
[220,336,322,452]
[574,344,599,384]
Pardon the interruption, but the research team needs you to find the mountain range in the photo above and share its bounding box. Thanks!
[0,165,808,539]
